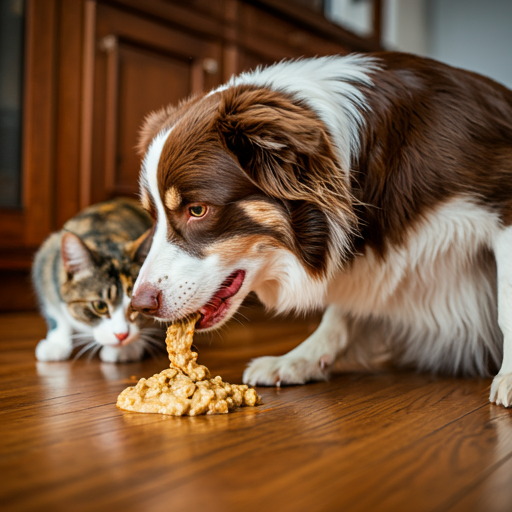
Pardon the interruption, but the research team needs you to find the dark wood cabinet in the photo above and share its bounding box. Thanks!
[0,0,381,310]
[85,2,223,204]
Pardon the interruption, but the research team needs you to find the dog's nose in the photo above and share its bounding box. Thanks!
[131,285,161,316]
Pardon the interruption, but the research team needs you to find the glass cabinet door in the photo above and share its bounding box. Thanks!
[0,0,24,209]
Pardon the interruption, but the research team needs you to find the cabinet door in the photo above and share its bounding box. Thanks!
[0,0,58,263]
[82,3,222,206]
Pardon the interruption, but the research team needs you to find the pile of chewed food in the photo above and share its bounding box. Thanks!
[116,314,261,416]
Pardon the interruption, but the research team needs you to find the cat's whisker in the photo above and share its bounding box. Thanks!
[139,329,165,341]
[138,338,166,357]
[73,341,98,361]
[138,336,165,346]
[143,343,160,362]
[145,337,164,344]
[78,343,98,360]
[87,343,102,362]
[139,331,164,341]
[71,332,94,339]
[73,340,96,356]
[144,336,165,344]
[140,327,165,335]
[72,337,95,348]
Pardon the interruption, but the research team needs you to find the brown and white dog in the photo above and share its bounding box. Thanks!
[131,52,512,407]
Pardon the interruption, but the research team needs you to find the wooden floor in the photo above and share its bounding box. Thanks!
[1,312,512,512]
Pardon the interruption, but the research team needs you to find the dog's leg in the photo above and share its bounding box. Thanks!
[243,305,349,386]
[491,226,512,406]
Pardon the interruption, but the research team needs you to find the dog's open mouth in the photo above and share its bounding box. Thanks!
[196,270,246,330]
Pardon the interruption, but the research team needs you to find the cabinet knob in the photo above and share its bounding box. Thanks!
[99,35,117,53]
[203,58,219,75]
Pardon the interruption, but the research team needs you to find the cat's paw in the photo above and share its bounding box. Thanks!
[100,341,145,363]
[490,373,512,407]
[35,338,73,361]
[243,355,329,387]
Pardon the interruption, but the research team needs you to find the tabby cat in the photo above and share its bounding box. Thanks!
[32,197,160,363]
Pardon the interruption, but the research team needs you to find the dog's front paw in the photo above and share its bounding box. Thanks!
[35,338,73,361]
[490,373,512,407]
[243,355,328,386]
[100,342,145,363]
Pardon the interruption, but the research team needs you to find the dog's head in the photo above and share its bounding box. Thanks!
[132,85,356,330]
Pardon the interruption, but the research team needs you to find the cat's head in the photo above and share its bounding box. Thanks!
[59,230,154,347]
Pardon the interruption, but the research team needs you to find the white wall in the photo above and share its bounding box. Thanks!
[325,0,373,37]
[383,0,429,57]
[327,0,512,89]
[427,0,512,89]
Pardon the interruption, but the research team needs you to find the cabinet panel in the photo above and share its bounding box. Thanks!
[238,2,349,63]
[106,43,192,196]
[0,0,58,253]
[83,3,222,205]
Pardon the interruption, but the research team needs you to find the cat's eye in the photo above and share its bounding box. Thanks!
[92,300,109,316]
[188,204,207,218]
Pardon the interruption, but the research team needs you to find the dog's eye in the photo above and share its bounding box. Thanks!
[92,300,109,316]
[188,205,208,218]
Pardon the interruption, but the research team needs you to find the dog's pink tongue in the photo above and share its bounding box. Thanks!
[198,297,222,325]
[197,270,246,328]
[217,270,246,299]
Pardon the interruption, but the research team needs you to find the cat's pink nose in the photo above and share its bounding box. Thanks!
[131,285,161,316]
[115,331,129,342]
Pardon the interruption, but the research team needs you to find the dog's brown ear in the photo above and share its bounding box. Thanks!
[137,106,176,157]
[137,94,206,157]
[216,87,357,265]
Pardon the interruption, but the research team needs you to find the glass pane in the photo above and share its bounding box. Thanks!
[0,0,24,209]
[325,0,373,38]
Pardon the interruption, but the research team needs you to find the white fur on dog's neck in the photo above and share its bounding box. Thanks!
[252,248,328,314]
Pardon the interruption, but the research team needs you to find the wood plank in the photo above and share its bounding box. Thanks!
[1,312,511,512]
[55,0,85,227]
[22,0,58,245]
[447,454,512,512]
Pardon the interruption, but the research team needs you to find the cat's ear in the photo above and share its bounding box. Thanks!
[126,226,155,265]
[61,232,96,277]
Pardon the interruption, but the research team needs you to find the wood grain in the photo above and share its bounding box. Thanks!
[1,312,511,512]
